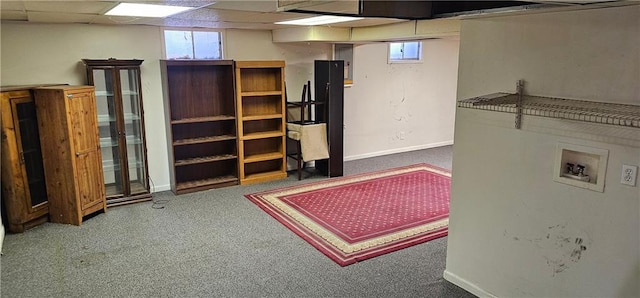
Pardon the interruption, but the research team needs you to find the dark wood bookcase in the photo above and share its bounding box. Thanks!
[160,60,239,194]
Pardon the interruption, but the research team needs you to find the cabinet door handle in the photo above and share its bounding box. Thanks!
[67,94,73,99]
[76,153,80,157]
[19,152,25,164]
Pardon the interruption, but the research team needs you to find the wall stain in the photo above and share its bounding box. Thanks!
[505,224,590,276]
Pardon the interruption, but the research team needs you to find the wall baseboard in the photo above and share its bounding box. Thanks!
[443,270,496,298]
[344,141,453,161]
[0,223,4,254]
[152,184,172,193]
[151,141,453,193]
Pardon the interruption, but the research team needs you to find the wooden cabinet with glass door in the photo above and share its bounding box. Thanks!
[83,59,152,206]
[1,87,49,232]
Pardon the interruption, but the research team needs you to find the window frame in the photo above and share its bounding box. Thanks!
[387,41,423,64]
[161,28,225,60]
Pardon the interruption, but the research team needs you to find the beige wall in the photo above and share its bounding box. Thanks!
[0,23,331,191]
[1,22,171,190]
[455,6,639,104]
[226,29,332,101]
[343,38,459,160]
[0,22,457,192]
[446,5,640,297]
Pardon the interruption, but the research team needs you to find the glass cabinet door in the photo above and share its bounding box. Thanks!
[119,68,148,195]
[92,68,124,197]
[84,58,151,206]
[12,98,48,207]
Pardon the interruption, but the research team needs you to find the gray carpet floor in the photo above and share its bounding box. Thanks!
[1,145,475,298]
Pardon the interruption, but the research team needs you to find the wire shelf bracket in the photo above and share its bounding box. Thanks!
[458,81,640,129]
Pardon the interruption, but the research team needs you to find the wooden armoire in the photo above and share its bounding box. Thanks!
[34,86,106,225]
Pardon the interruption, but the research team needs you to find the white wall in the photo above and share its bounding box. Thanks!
[1,23,171,191]
[0,23,331,191]
[0,23,457,192]
[455,6,639,104]
[226,29,332,105]
[445,5,640,297]
[343,38,459,160]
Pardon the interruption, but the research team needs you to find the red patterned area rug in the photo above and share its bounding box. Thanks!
[245,163,451,266]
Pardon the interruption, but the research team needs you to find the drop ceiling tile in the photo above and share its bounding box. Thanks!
[91,15,248,29]
[27,11,96,23]
[91,12,280,30]
[208,0,278,13]
[90,15,165,26]
[122,0,215,7]
[333,18,406,28]
[277,0,311,10]
[1,10,28,21]
[1,1,26,11]
[162,17,283,29]
[246,11,315,22]
[24,1,114,14]
[220,22,281,30]
[178,8,250,21]
[288,0,359,14]
[170,8,229,21]
[161,17,226,28]
[175,8,308,23]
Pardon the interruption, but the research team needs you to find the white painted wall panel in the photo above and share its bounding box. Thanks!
[226,29,332,104]
[1,23,172,191]
[455,6,640,104]
[343,38,459,160]
[446,5,640,297]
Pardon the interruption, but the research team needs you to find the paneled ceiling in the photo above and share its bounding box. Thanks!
[0,0,636,30]
[0,0,405,30]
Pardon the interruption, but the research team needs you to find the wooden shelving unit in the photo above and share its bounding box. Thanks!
[235,61,287,185]
[161,60,239,194]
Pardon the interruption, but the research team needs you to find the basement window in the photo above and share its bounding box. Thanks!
[163,29,223,60]
[388,41,422,63]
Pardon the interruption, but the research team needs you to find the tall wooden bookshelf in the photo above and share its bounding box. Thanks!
[160,60,239,194]
[235,61,287,185]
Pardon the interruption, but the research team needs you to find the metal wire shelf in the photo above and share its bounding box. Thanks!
[458,92,640,128]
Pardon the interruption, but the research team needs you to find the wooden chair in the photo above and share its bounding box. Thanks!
[286,81,329,180]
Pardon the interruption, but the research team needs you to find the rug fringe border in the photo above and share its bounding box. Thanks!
[245,163,451,266]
